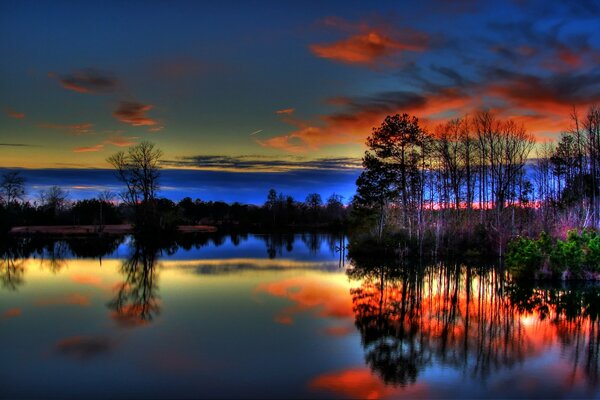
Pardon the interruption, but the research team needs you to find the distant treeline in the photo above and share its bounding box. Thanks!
[0,179,348,232]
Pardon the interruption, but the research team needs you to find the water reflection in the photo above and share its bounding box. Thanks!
[345,254,600,395]
[108,240,161,327]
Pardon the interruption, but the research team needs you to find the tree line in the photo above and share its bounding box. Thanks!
[0,144,349,233]
[352,107,600,256]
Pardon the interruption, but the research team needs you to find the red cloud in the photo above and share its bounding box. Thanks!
[113,101,159,127]
[310,29,428,65]
[39,122,94,136]
[5,108,25,119]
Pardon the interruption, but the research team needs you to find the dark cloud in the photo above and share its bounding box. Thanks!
[484,67,600,106]
[55,69,118,94]
[0,143,35,147]
[162,155,362,172]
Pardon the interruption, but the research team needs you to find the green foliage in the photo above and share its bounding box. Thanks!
[507,229,600,280]
[506,236,543,280]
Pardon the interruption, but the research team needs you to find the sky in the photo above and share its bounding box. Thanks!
[1,0,599,202]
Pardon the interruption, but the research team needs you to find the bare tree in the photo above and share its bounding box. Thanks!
[1,171,25,204]
[107,141,163,230]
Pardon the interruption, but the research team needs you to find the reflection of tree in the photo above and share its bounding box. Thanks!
[108,240,160,327]
[348,255,600,388]
[65,236,124,259]
[0,240,25,290]
[506,282,600,386]
[260,234,295,259]
[301,233,322,254]
[39,241,69,273]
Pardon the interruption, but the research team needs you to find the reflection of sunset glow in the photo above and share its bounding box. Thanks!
[310,367,430,399]
[343,263,600,394]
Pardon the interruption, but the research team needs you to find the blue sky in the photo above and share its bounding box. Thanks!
[1,0,599,202]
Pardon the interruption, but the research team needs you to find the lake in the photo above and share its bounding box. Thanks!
[1,233,599,399]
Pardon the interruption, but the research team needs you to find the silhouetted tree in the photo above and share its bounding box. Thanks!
[107,141,163,231]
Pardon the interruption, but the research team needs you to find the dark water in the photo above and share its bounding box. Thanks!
[1,234,599,399]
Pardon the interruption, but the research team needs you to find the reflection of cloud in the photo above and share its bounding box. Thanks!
[309,367,430,399]
[255,276,353,325]
[113,101,159,127]
[169,258,340,274]
[53,69,118,94]
[5,108,25,119]
[55,336,114,360]
[2,307,22,319]
[71,273,103,287]
[161,155,362,173]
[35,293,91,307]
[110,304,155,328]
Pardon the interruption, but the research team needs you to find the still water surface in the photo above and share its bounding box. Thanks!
[1,233,599,399]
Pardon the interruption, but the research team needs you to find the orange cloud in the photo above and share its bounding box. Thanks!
[74,144,104,153]
[275,108,295,115]
[113,101,159,127]
[2,307,22,319]
[39,122,94,136]
[258,88,473,153]
[5,108,25,119]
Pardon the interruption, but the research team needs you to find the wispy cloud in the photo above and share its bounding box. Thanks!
[275,108,295,115]
[5,108,25,119]
[162,155,362,172]
[0,143,36,147]
[51,68,118,94]
[113,101,160,127]
[39,122,94,136]
[73,144,104,153]
[104,134,139,147]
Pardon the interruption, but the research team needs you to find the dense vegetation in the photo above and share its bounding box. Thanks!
[350,107,600,277]
[506,230,600,280]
